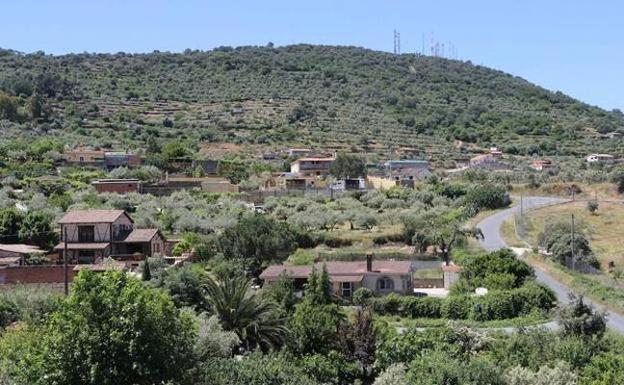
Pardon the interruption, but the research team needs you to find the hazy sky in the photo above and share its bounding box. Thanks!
[3,0,623,110]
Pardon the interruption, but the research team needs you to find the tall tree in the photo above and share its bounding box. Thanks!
[330,152,366,179]
[205,276,287,352]
[0,270,196,385]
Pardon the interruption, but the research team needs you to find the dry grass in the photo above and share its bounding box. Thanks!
[520,201,624,269]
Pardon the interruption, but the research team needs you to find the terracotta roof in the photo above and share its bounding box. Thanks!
[0,256,23,265]
[260,260,413,280]
[58,210,128,224]
[54,242,110,250]
[92,179,141,184]
[117,228,159,243]
[331,275,364,283]
[0,244,45,254]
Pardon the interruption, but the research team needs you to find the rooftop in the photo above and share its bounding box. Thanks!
[0,244,45,255]
[117,228,160,243]
[92,179,141,184]
[58,210,128,224]
[260,260,413,280]
[0,256,23,265]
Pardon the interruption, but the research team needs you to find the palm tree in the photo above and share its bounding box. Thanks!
[204,276,287,351]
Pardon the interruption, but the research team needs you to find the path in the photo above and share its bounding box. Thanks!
[476,196,624,333]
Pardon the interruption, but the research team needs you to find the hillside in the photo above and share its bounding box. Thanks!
[1,44,623,159]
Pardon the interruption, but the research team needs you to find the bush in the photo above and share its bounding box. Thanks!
[399,296,443,318]
[373,235,388,245]
[323,236,352,248]
[514,282,557,314]
[0,297,19,328]
[441,295,473,319]
[369,283,554,321]
[472,290,519,321]
[353,287,374,306]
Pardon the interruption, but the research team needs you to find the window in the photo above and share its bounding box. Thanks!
[78,226,95,242]
[376,277,394,292]
[341,282,352,297]
[78,250,95,264]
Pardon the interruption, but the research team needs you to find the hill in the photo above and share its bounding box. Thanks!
[0,44,623,159]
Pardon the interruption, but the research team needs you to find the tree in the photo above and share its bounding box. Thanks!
[0,208,24,243]
[330,152,366,179]
[193,313,240,361]
[557,294,606,339]
[404,207,483,265]
[162,141,192,161]
[339,308,377,376]
[217,158,249,184]
[305,266,332,306]
[157,263,210,311]
[457,249,535,291]
[463,184,511,211]
[288,300,344,356]
[263,271,297,315]
[580,352,624,385]
[18,211,56,249]
[141,259,152,281]
[587,200,599,214]
[204,276,287,352]
[0,270,196,385]
[218,214,297,276]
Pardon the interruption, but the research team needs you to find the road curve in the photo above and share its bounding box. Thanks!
[476,196,624,333]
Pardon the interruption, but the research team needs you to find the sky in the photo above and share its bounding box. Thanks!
[2,0,623,110]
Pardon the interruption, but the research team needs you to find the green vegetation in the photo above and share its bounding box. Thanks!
[1,45,623,158]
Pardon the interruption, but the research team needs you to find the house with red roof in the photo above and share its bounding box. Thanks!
[259,254,414,298]
[54,210,165,264]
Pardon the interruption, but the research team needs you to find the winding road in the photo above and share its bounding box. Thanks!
[476,196,624,333]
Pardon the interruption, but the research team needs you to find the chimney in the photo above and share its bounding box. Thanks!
[366,252,373,272]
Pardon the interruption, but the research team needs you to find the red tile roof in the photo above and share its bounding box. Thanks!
[117,228,159,243]
[0,244,45,255]
[0,256,23,265]
[259,260,412,280]
[58,210,128,224]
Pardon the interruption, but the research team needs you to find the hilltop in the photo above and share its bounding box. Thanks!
[0,44,623,159]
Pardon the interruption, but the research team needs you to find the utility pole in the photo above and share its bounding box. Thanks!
[571,213,576,272]
[63,225,68,295]
[520,195,524,217]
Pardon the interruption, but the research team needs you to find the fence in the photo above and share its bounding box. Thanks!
[0,265,78,284]
[413,278,444,288]
[241,188,366,203]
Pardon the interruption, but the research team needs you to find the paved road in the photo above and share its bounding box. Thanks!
[476,196,624,333]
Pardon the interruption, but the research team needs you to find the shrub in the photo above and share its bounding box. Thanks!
[441,295,473,319]
[353,287,374,306]
[514,282,557,314]
[472,290,519,321]
[0,297,19,328]
[373,235,388,245]
[323,236,352,248]
[399,296,443,318]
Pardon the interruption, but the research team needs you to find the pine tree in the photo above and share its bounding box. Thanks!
[142,259,152,281]
[317,264,332,305]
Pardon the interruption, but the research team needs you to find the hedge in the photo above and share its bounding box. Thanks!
[366,283,556,321]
